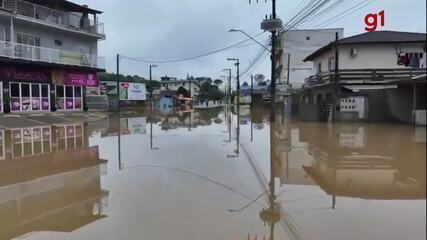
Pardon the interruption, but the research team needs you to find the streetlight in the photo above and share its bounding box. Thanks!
[149,64,158,109]
[229,29,271,53]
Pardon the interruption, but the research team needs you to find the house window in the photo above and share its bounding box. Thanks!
[4,28,11,42]
[54,40,63,46]
[306,36,310,41]
[317,62,322,74]
[16,32,40,46]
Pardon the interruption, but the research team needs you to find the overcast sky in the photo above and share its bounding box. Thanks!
[75,0,426,82]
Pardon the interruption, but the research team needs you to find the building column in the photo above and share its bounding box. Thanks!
[3,79,10,113]
[83,86,88,112]
[50,83,56,112]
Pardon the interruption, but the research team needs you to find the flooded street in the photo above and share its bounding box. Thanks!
[0,106,425,240]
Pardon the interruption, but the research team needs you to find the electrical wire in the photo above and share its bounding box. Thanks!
[120,32,267,64]
[312,0,377,28]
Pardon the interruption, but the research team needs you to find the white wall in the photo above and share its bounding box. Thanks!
[160,81,200,97]
[312,42,427,72]
[279,28,343,87]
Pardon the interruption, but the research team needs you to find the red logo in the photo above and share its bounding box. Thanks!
[365,10,385,32]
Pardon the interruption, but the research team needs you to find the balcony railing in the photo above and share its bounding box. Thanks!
[0,40,105,69]
[304,68,427,86]
[1,0,104,36]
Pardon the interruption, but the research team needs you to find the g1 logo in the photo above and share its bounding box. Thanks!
[365,10,385,32]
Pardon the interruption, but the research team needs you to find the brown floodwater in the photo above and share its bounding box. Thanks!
[0,105,425,240]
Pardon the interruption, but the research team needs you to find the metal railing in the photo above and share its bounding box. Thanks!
[304,68,427,86]
[1,0,105,36]
[0,40,105,69]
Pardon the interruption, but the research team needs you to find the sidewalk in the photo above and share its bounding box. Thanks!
[0,112,108,129]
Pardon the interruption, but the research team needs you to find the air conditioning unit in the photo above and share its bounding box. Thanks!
[351,48,358,57]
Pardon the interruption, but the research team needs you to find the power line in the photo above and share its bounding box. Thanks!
[120,32,267,64]
[312,0,377,28]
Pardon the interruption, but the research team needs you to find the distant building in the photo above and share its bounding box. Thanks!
[160,78,199,98]
[0,0,105,113]
[300,31,426,124]
[277,28,343,88]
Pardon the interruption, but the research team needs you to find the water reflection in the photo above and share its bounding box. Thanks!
[300,123,426,201]
[0,124,109,240]
[1,101,423,239]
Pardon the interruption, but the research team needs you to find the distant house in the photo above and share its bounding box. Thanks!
[159,77,199,98]
[300,31,426,125]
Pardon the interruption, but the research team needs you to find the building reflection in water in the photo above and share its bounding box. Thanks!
[244,96,426,239]
[300,123,426,205]
[0,123,109,240]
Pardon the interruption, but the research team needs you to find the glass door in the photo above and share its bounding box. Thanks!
[56,85,83,111]
[10,83,50,112]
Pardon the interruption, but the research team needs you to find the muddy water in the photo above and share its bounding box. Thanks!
[0,106,425,240]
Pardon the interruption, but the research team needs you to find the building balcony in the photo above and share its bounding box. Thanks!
[304,68,427,87]
[0,0,105,37]
[0,40,105,69]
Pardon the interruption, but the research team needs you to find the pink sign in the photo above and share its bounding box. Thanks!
[0,66,50,82]
[53,70,99,87]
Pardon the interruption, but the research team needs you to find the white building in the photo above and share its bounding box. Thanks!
[301,31,426,124]
[277,28,343,88]
[0,0,105,113]
[160,80,199,98]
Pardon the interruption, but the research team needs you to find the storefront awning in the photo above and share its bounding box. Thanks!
[342,85,398,92]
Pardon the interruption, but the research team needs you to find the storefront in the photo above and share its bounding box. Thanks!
[1,65,99,113]
[52,69,99,111]
[1,66,51,113]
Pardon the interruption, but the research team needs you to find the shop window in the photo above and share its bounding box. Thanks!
[41,85,49,97]
[31,84,40,97]
[56,85,64,97]
[66,86,73,97]
[11,83,20,97]
[75,86,82,97]
[21,84,30,97]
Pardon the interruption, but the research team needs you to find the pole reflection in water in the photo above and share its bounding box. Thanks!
[0,124,109,240]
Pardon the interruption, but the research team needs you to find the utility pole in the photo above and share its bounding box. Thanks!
[188,78,192,98]
[149,64,158,111]
[270,0,278,122]
[251,74,254,107]
[286,53,291,85]
[333,32,339,122]
[116,54,121,113]
[227,58,240,104]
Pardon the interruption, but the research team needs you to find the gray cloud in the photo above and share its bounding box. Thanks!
[74,0,426,81]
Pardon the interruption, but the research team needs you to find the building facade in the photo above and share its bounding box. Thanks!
[160,78,199,98]
[277,28,343,88]
[0,0,105,113]
[300,31,426,124]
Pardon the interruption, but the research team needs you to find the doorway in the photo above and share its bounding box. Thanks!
[55,85,82,111]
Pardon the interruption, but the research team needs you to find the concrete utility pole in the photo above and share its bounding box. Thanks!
[333,32,339,122]
[251,74,254,107]
[227,58,240,104]
[286,53,291,85]
[116,54,121,113]
[149,64,158,110]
